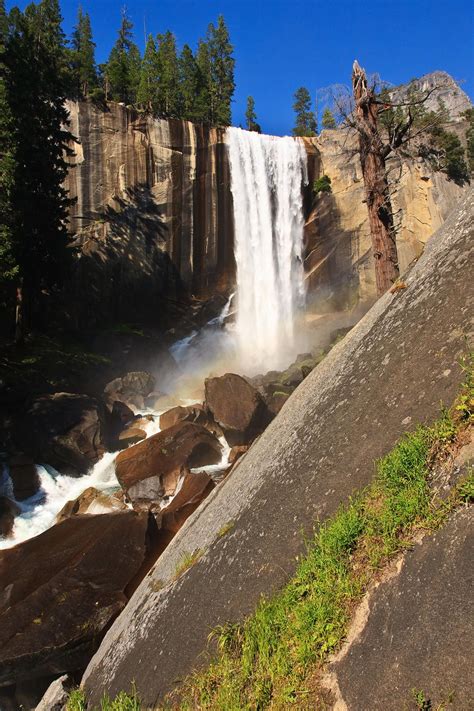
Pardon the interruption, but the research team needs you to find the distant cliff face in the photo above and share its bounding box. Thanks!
[64,100,469,327]
[65,101,234,327]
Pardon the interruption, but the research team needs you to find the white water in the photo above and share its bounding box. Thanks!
[2,130,310,548]
[0,453,119,549]
[227,127,308,374]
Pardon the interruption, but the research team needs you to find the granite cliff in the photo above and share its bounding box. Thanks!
[64,87,470,327]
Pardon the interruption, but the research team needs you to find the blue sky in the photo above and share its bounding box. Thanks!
[8,0,474,135]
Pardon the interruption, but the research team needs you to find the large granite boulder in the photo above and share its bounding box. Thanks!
[56,487,127,523]
[103,371,155,411]
[160,403,220,436]
[115,422,222,508]
[0,511,151,686]
[17,394,106,476]
[204,373,269,446]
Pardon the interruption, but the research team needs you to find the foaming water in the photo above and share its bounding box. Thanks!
[0,452,119,549]
[227,127,308,374]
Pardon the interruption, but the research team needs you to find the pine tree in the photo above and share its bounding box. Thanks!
[106,10,141,104]
[137,34,158,111]
[195,38,212,123]
[71,6,97,97]
[206,15,235,126]
[178,43,206,123]
[321,107,336,130]
[7,0,74,339]
[155,30,179,117]
[292,87,317,136]
[245,96,261,132]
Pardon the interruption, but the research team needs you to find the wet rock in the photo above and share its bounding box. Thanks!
[0,497,21,538]
[118,427,147,447]
[0,511,151,686]
[18,393,107,476]
[228,446,249,464]
[160,404,220,436]
[111,400,135,426]
[158,472,215,537]
[265,392,290,418]
[115,422,222,508]
[104,371,155,411]
[35,674,71,711]
[8,453,40,500]
[204,373,269,446]
[56,487,127,523]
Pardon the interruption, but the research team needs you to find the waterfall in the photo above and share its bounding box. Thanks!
[226,127,308,374]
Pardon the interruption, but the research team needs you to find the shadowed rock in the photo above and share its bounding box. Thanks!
[205,373,269,446]
[0,511,151,686]
[104,371,155,411]
[115,422,222,508]
[329,508,473,709]
[17,393,106,476]
[0,497,21,538]
[7,454,40,501]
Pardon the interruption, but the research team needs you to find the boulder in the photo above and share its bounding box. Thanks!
[204,373,269,446]
[158,472,215,537]
[0,497,21,538]
[0,511,151,686]
[18,393,106,476]
[265,392,290,418]
[8,453,40,500]
[104,371,155,411]
[160,404,220,436]
[118,427,147,448]
[56,487,127,523]
[115,422,222,508]
[111,400,135,426]
[228,445,249,464]
[35,674,71,711]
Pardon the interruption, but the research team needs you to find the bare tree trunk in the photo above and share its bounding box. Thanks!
[352,61,399,295]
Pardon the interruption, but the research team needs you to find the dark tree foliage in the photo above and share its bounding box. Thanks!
[137,34,158,111]
[0,0,17,305]
[106,9,141,104]
[292,87,317,137]
[155,30,179,117]
[3,0,74,339]
[205,15,235,125]
[245,96,261,132]
[178,43,207,123]
[71,6,97,97]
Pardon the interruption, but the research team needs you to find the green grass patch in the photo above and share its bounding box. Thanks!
[66,356,473,711]
[173,549,203,580]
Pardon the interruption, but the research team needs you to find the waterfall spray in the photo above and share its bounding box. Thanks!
[227,127,308,374]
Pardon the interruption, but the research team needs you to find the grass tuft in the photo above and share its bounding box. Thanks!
[173,549,203,580]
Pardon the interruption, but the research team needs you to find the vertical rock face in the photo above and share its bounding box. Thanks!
[303,128,469,306]
[63,100,470,326]
[64,101,234,327]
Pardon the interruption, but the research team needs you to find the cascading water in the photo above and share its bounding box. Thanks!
[227,127,308,374]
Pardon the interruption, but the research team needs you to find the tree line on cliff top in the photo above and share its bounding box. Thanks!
[72,7,235,126]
